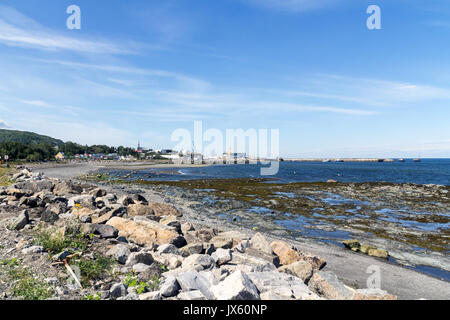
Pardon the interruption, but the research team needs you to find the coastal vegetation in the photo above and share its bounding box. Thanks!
[0,129,139,161]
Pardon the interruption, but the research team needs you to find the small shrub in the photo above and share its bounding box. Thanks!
[82,292,101,300]
[35,227,88,254]
[3,262,53,300]
[72,254,115,286]
[123,272,161,294]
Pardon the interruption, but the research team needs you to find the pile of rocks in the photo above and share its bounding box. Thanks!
[0,167,397,300]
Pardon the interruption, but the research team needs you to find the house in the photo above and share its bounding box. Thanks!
[55,152,65,160]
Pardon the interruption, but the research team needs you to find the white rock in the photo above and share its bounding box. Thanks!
[211,248,232,266]
[177,290,206,300]
[211,270,260,300]
[139,291,161,300]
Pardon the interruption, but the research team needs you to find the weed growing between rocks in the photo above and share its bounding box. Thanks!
[1,258,53,300]
[123,272,161,294]
[34,227,88,254]
[0,167,16,187]
[72,254,116,287]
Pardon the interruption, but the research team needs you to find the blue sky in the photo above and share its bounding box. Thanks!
[0,0,449,158]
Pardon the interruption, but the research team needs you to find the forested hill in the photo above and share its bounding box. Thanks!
[0,129,64,146]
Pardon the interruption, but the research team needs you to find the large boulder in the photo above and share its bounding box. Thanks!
[230,250,278,272]
[209,236,233,249]
[211,248,232,266]
[270,241,301,266]
[181,254,215,271]
[247,271,318,300]
[68,195,96,210]
[308,271,353,300]
[211,271,260,300]
[127,204,155,217]
[107,244,131,264]
[12,209,29,230]
[250,233,273,255]
[147,202,182,217]
[106,217,185,247]
[125,252,154,267]
[83,223,118,239]
[15,180,54,193]
[179,243,204,257]
[159,276,180,297]
[53,181,83,196]
[351,288,397,300]
[176,271,214,299]
[278,261,313,283]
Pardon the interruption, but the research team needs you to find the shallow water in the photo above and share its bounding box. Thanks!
[103,158,450,186]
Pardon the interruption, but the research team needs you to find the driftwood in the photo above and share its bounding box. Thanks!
[51,252,83,288]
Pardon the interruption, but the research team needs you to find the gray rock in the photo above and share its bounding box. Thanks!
[211,248,232,266]
[41,210,59,224]
[278,261,314,283]
[157,244,180,255]
[177,290,206,300]
[308,271,352,300]
[139,291,161,300]
[247,271,317,300]
[12,209,29,230]
[92,224,118,239]
[22,246,44,255]
[110,283,128,299]
[126,252,154,267]
[67,195,95,209]
[211,270,260,300]
[118,293,139,300]
[250,233,273,255]
[119,195,135,206]
[181,254,215,271]
[107,244,131,264]
[231,251,277,272]
[79,215,92,223]
[132,263,151,273]
[180,243,204,257]
[160,276,180,297]
[176,271,214,299]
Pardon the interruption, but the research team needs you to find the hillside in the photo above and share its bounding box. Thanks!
[0,129,64,146]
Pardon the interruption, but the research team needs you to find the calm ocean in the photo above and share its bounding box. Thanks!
[127,159,450,185]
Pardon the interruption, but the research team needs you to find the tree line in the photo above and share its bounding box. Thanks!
[0,141,139,161]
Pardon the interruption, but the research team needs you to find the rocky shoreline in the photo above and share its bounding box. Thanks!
[0,166,401,300]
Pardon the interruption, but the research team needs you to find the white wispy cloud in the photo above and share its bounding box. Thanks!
[280,74,450,108]
[21,100,50,107]
[0,5,138,54]
[19,100,81,116]
[243,0,344,12]
[0,120,9,128]
[35,59,211,92]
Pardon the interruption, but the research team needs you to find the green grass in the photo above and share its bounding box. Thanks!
[123,272,161,294]
[0,167,16,187]
[1,260,54,300]
[34,227,88,254]
[72,254,116,287]
[82,292,102,300]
